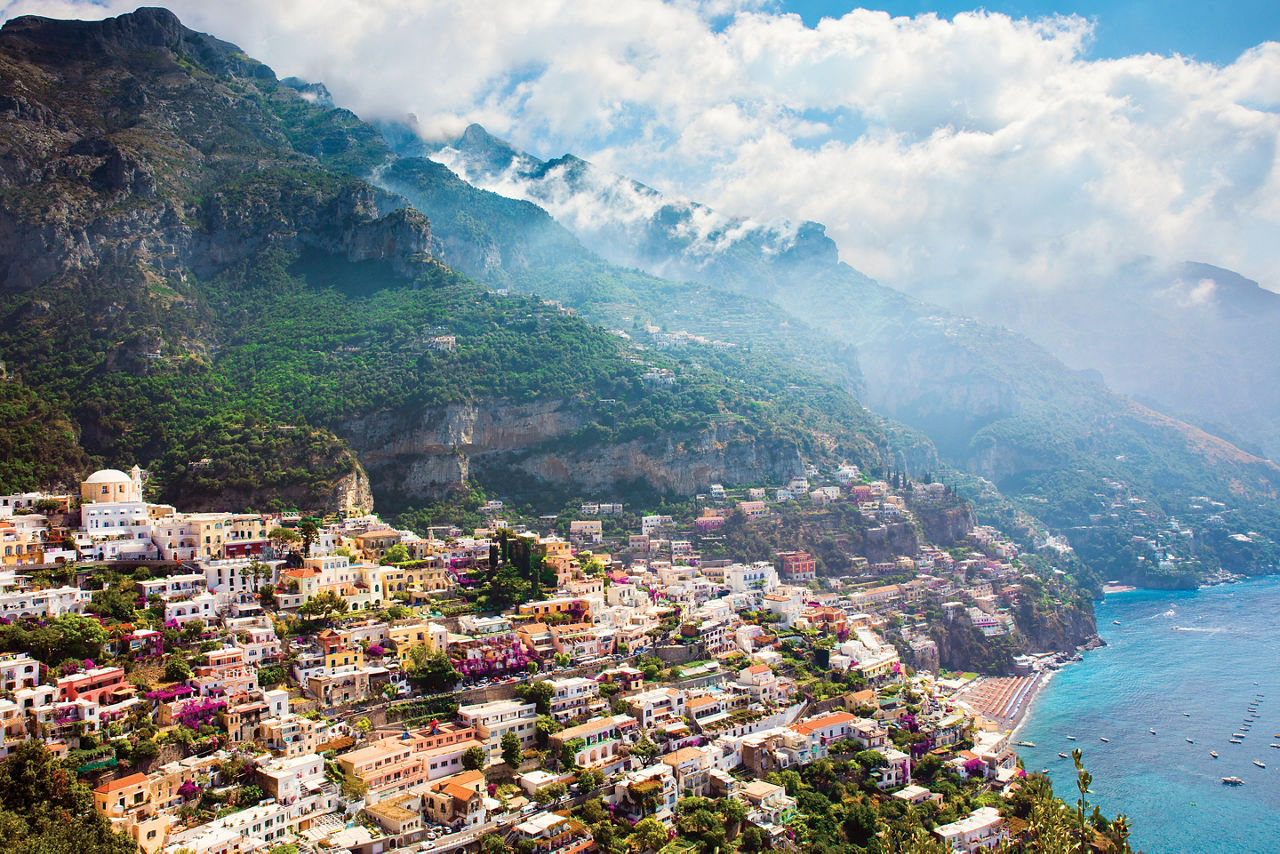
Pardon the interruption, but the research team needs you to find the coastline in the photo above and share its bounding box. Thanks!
[1008,634,1102,742]
[1008,667,1056,741]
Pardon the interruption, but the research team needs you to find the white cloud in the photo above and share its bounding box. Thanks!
[3,0,1279,294]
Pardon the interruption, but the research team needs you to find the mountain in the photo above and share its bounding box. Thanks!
[408,123,1280,584]
[0,8,894,513]
[941,259,1280,461]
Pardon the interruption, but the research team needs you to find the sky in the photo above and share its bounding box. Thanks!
[2,0,1278,297]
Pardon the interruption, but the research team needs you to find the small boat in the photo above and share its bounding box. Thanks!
[1113,620,1121,625]
[1223,776,1244,785]
[1270,744,1280,748]
[1016,741,1036,748]
[1186,738,1195,743]
[1184,712,1191,717]
[1255,760,1266,768]
[1058,752,1068,758]
[1231,739,1244,744]
[1150,729,1157,734]
[1100,737,1110,743]
[1210,751,1219,758]
[1066,735,1077,741]
[1234,733,1247,738]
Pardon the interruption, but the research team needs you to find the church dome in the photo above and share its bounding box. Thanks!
[84,468,131,484]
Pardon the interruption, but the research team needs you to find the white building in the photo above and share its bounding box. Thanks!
[933,806,1007,852]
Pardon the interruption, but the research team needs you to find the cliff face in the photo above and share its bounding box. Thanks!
[341,401,804,503]
[911,502,976,549]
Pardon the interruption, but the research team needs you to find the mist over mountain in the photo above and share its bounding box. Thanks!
[417,122,1280,583]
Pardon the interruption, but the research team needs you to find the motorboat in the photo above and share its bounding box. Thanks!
[1255,760,1267,768]
[1210,751,1218,758]
[1222,776,1244,785]
[1099,737,1110,743]
[1058,752,1068,758]
[1186,738,1195,743]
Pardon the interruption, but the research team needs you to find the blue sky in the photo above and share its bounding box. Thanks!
[784,0,1280,63]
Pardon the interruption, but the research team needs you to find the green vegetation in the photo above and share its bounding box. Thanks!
[0,741,136,853]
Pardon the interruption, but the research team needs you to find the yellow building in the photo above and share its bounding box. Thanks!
[80,467,142,504]
[0,519,45,566]
[387,620,448,666]
[186,512,233,560]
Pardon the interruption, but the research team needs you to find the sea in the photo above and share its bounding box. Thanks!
[1017,575,1280,853]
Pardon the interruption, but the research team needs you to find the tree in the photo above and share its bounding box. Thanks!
[532,782,567,804]
[299,589,349,624]
[406,647,460,693]
[740,826,769,852]
[479,833,506,854]
[89,587,137,622]
[340,774,368,800]
[384,543,409,564]
[0,741,136,853]
[517,680,555,715]
[241,560,272,591]
[501,731,523,768]
[630,816,670,852]
[462,745,488,771]
[576,767,604,792]
[269,527,301,555]
[297,519,320,557]
[559,737,586,770]
[164,657,192,682]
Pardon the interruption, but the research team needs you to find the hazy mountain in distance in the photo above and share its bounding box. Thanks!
[947,260,1280,461]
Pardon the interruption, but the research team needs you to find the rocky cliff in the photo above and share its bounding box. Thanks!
[341,400,804,504]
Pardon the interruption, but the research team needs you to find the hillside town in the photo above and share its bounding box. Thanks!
[0,464,1094,854]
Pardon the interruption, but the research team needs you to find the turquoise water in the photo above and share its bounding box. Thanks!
[1018,576,1280,853]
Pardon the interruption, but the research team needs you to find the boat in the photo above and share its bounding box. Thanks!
[1150,729,1157,734]
[1233,733,1247,739]
[1100,737,1110,743]
[1271,744,1280,748]
[1255,760,1267,768]
[1058,752,1068,758]
[1016,741,1036,748]
[1231,739,1244,744]
[1112,620,1121,625]
[1222,776,1244,785]
[1210,751,1219,758]
[1186,738,1195,743]
[1066,735,1077,741]
[1184,712,1191,717]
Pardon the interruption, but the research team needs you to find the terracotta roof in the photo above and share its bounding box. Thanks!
[662,746,706,766]
[440,782,481,802]
[94,772,148,793]
[745,664,771,674]
[791,712,857,735]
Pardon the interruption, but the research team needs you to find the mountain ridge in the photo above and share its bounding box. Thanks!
[0,7,872,513]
